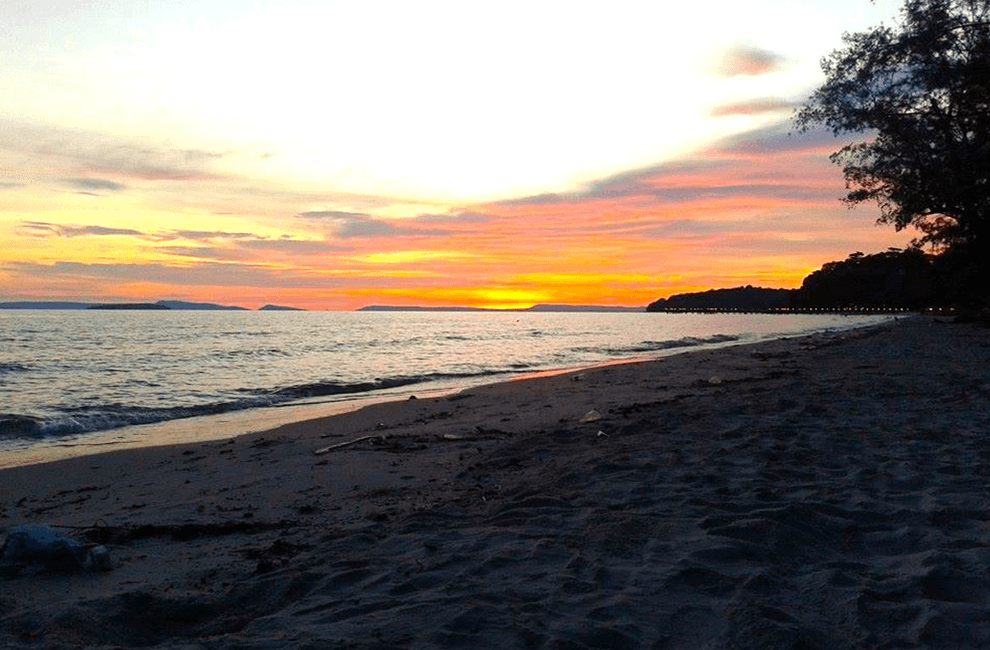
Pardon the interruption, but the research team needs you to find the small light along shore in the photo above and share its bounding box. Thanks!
[2,315,989,649]
[648,306,954,315]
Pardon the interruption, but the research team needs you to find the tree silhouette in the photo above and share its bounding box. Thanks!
[792,249,936,308]
[797,0,989,301]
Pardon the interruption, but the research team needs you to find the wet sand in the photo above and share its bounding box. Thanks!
[2,316,989,649]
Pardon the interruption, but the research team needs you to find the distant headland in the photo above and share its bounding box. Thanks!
[87,303,170,310]
[647,249,952,314]
[0,300,306,311]
[259,304,306,311]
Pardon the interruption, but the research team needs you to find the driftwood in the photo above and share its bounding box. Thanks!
[313,425,511,455]
[313,435,381,455]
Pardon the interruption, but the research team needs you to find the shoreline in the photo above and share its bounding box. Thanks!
[0,316,900,470]
[3,316,988,649]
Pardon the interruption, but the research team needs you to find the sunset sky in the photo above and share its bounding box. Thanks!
[1,0,914,310]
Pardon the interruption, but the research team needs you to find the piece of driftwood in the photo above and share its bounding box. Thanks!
[313,435,381,455]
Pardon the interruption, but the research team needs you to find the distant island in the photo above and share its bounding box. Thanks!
[259,304,306,311]
[88,303,170,310]
[155,300,248,311]
[0,301,94,310]
[0,300,304,311]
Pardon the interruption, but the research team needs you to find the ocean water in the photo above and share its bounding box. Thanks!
[0,310,893,463]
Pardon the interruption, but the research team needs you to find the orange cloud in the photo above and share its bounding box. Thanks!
[710,98,798,117]
[715,45,786,76]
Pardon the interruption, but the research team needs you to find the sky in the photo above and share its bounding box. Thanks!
[1,0,914,310]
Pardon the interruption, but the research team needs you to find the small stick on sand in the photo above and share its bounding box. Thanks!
[313,435,381,455]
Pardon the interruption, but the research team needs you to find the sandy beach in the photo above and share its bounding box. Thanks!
[2,316,989,649]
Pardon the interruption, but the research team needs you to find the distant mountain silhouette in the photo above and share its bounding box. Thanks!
[1,299,251,310]
[0,301,92,309]
[259,304,306,311]
[88,303,170,310]
[155,300,248,311]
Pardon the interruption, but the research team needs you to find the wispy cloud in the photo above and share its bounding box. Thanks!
[78,143,226,182]
[4,260,418,290]
[160,238,353,262]
[715,120,841,156]
[0,118,229,183]
[300,210,453,238]
[18,221,149,238]
[61,178,127,192]
[17,222,297,244]
[156,246,251,262]
[715,45,785,76]
[299,210,368,221]
[710,98,797,117]
[15,220,354,264]
[240,238,353,256]
[16,222,60,237]
[169,230,264,241]
[495,192,569,207]
[62,224,147,237]
[412,211,495,224]
[484,125,842,214]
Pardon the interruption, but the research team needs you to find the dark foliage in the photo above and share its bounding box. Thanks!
[647,249,954,311]
[796,0,990,302]
[647,286,793,311]
[793,249,937,308]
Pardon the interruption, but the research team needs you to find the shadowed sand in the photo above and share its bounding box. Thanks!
[2,317,989,649]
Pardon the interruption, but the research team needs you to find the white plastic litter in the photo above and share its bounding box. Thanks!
[1,524,88,569]
[579,409,602,423]
[90,544,112,571]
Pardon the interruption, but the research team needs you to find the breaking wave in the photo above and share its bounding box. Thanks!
[0,370,507,440]
[571,334,742,357]
[0,362,33,373]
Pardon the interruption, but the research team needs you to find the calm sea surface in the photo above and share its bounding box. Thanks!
[0,310,893,465]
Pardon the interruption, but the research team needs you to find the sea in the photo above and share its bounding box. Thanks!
[0,310,895,467]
